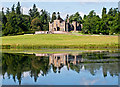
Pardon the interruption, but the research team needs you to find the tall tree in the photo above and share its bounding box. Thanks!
[51,12,56,22]
[88,10,96,18]
[29,4,39,19]
[82,10,101,34]
[102,7,107,19]
[57,12,61,19]
[39,9,50,31]
[108,8,113,16]
[66,14,69,19]
[69,12,82,23]
[11,4,15,12]
[2,7,7,32]
[65,14,69,22]
[6,8,10,15]
[16,2,21,14]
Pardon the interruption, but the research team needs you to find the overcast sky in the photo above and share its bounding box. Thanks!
[0,1,119,19]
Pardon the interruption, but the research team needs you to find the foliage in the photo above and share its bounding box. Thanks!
[82,10,101,34]
[2,2,50,36]
[29,4,39,19]
[1,2,120,36]
[31,18,42,31]
[39,9,50,31]
[69,12,83,23]
[82,8,120,35]
[51,12,56,22]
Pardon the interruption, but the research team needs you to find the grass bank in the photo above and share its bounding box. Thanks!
[1,34,118,49]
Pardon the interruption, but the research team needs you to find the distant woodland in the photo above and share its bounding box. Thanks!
[0,2,120,36]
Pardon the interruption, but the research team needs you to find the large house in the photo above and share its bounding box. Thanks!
[49,18,82,32]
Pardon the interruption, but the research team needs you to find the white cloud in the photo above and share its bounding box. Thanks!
[0,6,8,12]
[80,77,99,85]
[22,7,41,15]
[79,12,85,18]
[59,11,85,19]
[60,12,69,19]
[0,6,2,11]
[22,7,30,14]
[23,71,31,77]
[96,13,102,18]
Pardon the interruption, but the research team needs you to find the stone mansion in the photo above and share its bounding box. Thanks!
[49,18,82,32]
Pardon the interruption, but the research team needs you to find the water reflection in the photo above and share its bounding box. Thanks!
[2,51,120,85]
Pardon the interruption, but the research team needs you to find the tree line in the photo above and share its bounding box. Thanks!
[1,2,51,36]
[1,2,120,36]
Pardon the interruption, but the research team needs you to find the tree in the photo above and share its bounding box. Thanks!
[16,2,21,14]
[65,14,69,22]
[66,14,69,19]
[88,10,96,18]
[6,8,10,15]
[82,10,101,34]
[29,4,40,19]
[11,4,15,12]
[69,12,82,23]
[101,7,109,34]
[3,22,14,35]
[57,12,61,19]
[2,7,7,33]
[31,18,42,31]
[108,8,119,34]
[102,7,107,19]
[39,10,50,31]
[51,12,56,22]
[83,15,87,19]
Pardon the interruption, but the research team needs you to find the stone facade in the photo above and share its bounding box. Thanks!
[49,19,82,32]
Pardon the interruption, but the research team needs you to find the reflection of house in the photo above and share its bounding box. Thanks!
[35,53,83,68]
[48,53,83,68]
[49,18,82,32]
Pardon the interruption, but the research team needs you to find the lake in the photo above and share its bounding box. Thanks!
[0,50,120,86]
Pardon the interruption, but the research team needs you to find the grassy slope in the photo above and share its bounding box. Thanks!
[1,34,118,49]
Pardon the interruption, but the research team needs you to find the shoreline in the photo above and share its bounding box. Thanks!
[2,48,119,54]
[1,44,118,49]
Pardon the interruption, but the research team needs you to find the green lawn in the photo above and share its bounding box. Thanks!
[1,34,118,49]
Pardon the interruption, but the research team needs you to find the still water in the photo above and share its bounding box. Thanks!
[1,50,120,85]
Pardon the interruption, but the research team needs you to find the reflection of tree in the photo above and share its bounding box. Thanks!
[2,53,50,85]
[2,53,32,85]
[69,64,81,73]
[81,51,107,60]
[2,51,119,85]
[84,64,101,76]
[51,64,57,73]
[30,56,50,82]
[31,56,50,75]
[102,63,119,77]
